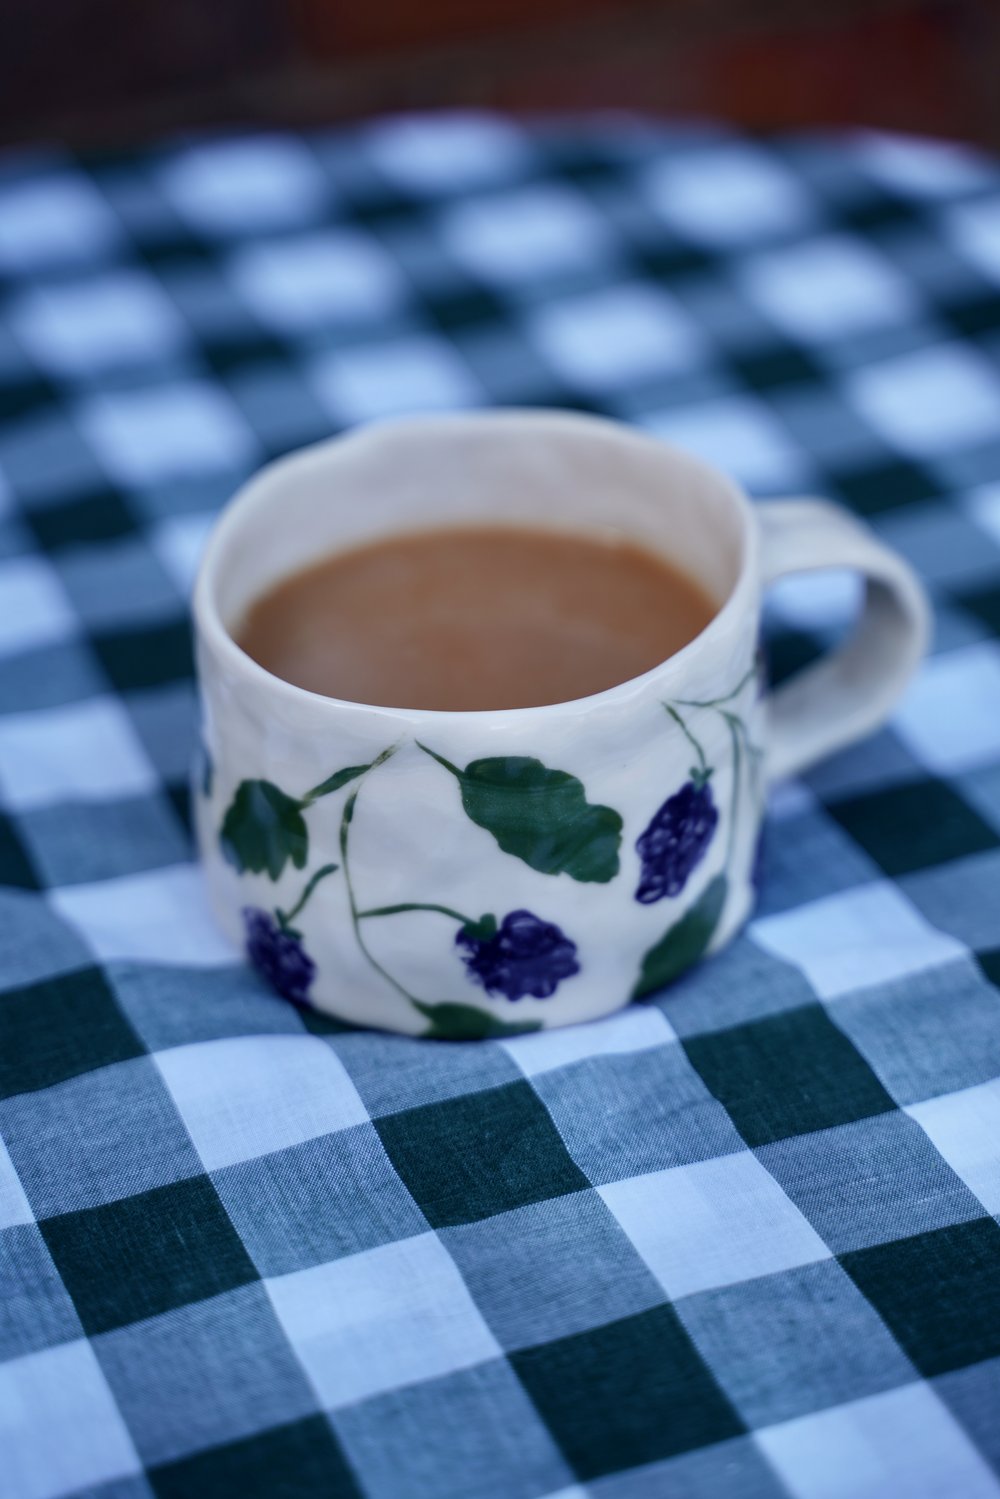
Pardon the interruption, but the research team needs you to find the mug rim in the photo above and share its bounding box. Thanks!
[193,408,759,724]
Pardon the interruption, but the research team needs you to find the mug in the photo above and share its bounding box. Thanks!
[193,411,928,1038]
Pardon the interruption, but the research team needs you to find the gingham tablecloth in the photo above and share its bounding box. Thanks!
[2,115,1000,1499]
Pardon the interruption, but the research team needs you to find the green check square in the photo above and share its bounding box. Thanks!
[200,329,292,377]
[834,458,938,516]
[511,1305,743,1480]
[549,149,626,193]
[684,1004,896,1147]
[164,781,192,836]
[425,286,508,334]
[731,345,822,392]
[40,1176,258,1335]
[945,292,1000,340]
[637,244,713,283]
[137,238,217,272]
[374,1080,589,1229]
[841,1218,1000,1377]
[149,1416,360,1499]
[839,194,919,234]
[978,948,1000,988]
[93,616,194,692]
[0,813,39,891]
[958,583,1000,637]
[763,627,824,688]
[0,966,144,1099]
[27,489,136,550]
[0,374,59,424]
[829,777,1000,877]
[341,191,415,235]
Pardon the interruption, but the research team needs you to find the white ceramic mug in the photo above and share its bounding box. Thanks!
[193,411,928,1038]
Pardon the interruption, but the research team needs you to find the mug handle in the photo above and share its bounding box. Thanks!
[758,498,930,783]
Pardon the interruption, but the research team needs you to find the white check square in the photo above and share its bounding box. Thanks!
[741,236,917,342]
[641,395,804,492]
[503,1003,676,1079]
[948,198,1000,285]
[0,1135,33,1230]
[845,345,1000,457]
[160,136,328,234]
[768,779,817,822]
[644,144,811,245]
[310,336,480,422]
[861,132,995,198]
[266,1233,500,1410]
[757,1382,1000,1499]
[229,229,404,331]
[0,1340,140,1499]
[599,1153,829,1300]
[751,882,966,1001]
[152,512,216,597]
[0,176,121,272]
[9,271,188,376]
[0,698,154,811]
[0,556,76,659]
[365,113,527,192]
[766,567,861,633]
[963,482,1000,547]
[908,1078,1000,1215]
[156,1034,370,1171]
[441,185,609,284]
[530,285,702,392]
[893,642,1000,773]
[51,863,236,966]
[77,382,257,486]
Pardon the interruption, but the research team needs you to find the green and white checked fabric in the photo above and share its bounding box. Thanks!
[2,115,1000,1499]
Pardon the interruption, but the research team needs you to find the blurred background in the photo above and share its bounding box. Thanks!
[1,0,997,151]
[1,0,998,737]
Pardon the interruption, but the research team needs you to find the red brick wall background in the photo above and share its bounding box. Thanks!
[2,0,997,152]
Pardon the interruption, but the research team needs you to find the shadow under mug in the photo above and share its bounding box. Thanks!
[193,411,929,1038]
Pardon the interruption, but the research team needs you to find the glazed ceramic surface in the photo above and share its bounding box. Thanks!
[193,412,928,1037]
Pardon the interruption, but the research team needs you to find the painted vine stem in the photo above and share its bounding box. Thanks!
[214,663,762,1036]
[631,663,763,998]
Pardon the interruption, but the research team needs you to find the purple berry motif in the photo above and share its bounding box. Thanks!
[242,907,316,1007]
[635,775,718,904]
[456,909,580,1001]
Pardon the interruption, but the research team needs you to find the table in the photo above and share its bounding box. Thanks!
[2,115,1000,1499]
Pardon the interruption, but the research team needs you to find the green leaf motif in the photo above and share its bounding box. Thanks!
[220,780,309,880]
[459,913,498,942]
[632,874,727,1000]
[412,1000,542,1040]
[304,764,370,801]
[421,747,622,884]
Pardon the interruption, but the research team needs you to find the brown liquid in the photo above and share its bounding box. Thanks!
[237,526,717,711]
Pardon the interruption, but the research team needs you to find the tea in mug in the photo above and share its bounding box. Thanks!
[237,525,717,711]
